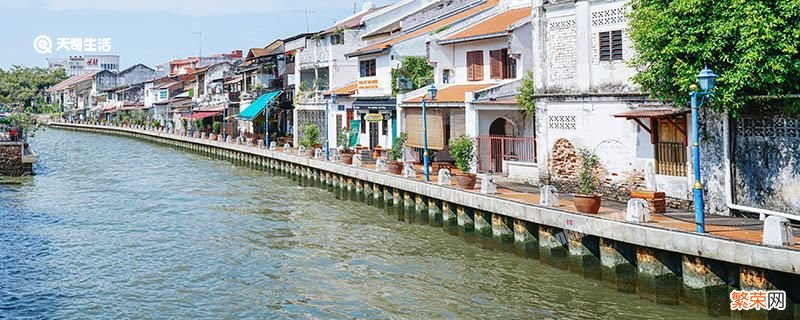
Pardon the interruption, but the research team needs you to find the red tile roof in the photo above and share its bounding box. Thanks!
[347,0,500,57]
[403,83,495,104]
[442,6,531,43]
[325,82,358,96]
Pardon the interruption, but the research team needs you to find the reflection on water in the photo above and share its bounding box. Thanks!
[0,129,711,319]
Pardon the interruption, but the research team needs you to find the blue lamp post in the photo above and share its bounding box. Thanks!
[423,84,438,182]
[690,66,718,234]
[326,93,337,160]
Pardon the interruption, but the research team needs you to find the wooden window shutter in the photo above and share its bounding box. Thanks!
[490,50,503,79]
[474,50,484,81]
[466,52,474,81]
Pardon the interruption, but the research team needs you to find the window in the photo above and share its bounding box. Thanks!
[599,30,623,61]
[442,69,451,84]
[489,49,517,80]
[360,114,366,133]
[360,59,376,77]
[381,118,388,135]
[654,116,687,176]
[466,50,484,81]
[159,89,168,100]
[330,34,344,45]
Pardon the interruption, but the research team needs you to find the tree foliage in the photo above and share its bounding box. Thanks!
[0,66,67,111]
[391,56,434,95]
[627,0,800,115]
[516,71,535,117]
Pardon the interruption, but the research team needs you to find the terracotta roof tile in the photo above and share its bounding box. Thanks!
[348,0,500,57]
[443,6,531,43]
[403,83,496,104]
[324,81,358,96]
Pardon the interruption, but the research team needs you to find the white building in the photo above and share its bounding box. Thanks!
[53,55,120,76]
[531,0,693,206]
[400,0,534,178]
[293,3,384,149]
[345,0,501,150]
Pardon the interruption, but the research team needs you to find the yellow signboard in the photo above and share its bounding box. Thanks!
[365,114,384,122]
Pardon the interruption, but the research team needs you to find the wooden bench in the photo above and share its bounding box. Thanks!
[630,190,667,214]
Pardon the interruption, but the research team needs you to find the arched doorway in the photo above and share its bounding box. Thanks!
[487,117,516,173]
[489,118,514,136]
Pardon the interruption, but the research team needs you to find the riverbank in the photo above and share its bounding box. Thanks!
[50,122,800,318]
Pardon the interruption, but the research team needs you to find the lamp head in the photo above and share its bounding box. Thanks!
[331,93,337,104]
[428,84,438,100]
[696,66,718,92]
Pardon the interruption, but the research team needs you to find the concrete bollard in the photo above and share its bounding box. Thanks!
[763,216,795,247]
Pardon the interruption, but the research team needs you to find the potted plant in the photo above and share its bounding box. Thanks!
[450,135,477,189]
[300,124,321,157]
[338,127,354,164]
[386,133,407,174]
[574,148,602,214]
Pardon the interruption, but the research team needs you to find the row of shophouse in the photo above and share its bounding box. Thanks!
[48,0,800,218]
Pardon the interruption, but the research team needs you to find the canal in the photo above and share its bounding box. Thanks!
[0,129,712,319]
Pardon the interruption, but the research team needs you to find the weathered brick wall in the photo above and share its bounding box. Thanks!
[0,144,33,176]
[543,138,692,210]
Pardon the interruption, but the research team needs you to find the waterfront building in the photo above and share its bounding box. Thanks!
[292,3,385,150]
[399,1,533,178]
[345,0,501,150]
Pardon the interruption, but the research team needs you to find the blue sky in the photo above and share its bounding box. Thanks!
[0,0,394,69]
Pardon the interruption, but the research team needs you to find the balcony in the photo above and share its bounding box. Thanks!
[227,92,240,102]
[298,47,331,69]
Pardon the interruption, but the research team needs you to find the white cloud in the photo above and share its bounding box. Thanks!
[2,0,367,16]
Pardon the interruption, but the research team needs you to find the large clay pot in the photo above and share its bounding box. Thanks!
[387,161,403,174]
[455,173,477,190]
[341,153,353,165]
[573,194,602,214]
[305,149,315,158]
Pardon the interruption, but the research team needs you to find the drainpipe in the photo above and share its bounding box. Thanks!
[722,113,797,221]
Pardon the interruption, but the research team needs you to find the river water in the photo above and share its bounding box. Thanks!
[0,129,711,319]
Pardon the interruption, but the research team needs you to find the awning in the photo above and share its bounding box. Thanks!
[238,91,281,120]
[183,111,221,120]
[612,107,688,119]
[353,98,396,111]
[614,107,688,144]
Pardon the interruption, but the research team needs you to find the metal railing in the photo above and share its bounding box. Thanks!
[477,135,537,174]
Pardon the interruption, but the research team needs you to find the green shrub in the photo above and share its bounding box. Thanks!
[577,148,600,195]
[212,121,221,134]
[300,124,321,148]
[388,132,407,161]
[449,135,475,173]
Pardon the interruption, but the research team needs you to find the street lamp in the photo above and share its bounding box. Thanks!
[190,101,196,137]
[690,66,718,234]
[222,96,230,141]
[326,93,338,160]
[423,84,438,182]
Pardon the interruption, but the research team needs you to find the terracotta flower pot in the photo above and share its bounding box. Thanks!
[305,149,315,158]
[341,153,353,165]
[455,173,477,190]
[573,194,602,214]
[386,161,403,174]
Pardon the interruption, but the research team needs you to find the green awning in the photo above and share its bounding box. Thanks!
[238,91,281,120]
